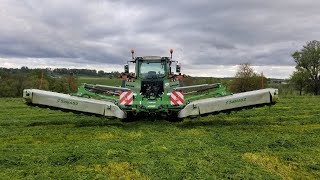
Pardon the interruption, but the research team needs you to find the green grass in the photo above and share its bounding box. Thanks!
[77,77,122,86]
[1,97,320,179]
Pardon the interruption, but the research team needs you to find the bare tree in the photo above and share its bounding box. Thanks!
[229,63,262,93]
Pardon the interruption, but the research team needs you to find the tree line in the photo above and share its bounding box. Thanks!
[0,67,120,77]
[0,67,121,97]
[0,69,76,97]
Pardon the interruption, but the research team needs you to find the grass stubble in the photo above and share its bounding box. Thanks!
[0,96,320,179]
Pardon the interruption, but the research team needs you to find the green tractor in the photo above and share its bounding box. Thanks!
[23,49,278,120]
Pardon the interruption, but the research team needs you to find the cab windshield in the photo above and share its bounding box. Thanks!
[139,61,166,79]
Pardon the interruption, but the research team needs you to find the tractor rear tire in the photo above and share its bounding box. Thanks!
[121,112,138,122]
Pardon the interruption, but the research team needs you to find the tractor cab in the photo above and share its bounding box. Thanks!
[134,56,168,98]
[137,56,167,80]
[123,49,180,80]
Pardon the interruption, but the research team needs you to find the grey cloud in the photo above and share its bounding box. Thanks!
[1,0,320,78]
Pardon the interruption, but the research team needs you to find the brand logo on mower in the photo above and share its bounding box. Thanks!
[226,98,246,105]
[57,99,79,105]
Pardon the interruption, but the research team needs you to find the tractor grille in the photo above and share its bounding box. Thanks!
[141,80,164,98]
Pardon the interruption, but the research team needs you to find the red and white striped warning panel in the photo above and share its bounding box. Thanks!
[119,91,133,105]
[170,91,184,105]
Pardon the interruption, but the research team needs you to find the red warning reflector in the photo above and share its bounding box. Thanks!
[119,91,133,105]
[170,91,184,105]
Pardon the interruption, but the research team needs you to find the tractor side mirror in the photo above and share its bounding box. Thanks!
[124,64,129,74]
[176,64,181,73]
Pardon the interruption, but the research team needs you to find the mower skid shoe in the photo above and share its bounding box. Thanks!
[23,89,126,119]
[178,88,278,118]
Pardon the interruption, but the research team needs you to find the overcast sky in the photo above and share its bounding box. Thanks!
[1,0,320,78]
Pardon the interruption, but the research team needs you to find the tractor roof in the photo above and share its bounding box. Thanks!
[142,56,161,60]
[136,56,170,61]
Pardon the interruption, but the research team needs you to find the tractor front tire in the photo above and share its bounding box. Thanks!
[167,113,183,122]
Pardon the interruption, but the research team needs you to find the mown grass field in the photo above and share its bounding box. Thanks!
[1,96,320,179]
